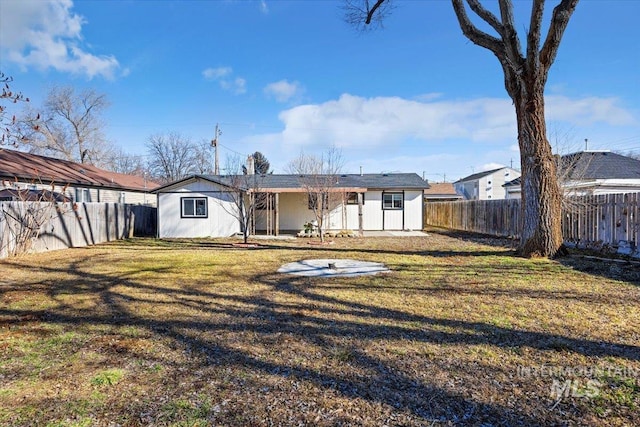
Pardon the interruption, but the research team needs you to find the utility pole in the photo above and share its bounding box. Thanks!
[211,123,221,175]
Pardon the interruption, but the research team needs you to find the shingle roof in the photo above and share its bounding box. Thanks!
[455,167,506,183]
[561,151,640,180]
[0,149,157,191]
[215,173,429,190]
[424,182,462,197]
[155,173,429,192]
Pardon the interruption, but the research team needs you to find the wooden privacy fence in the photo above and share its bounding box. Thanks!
[425,192,640,252]
[0,202,157,258]
[425,199,521,238]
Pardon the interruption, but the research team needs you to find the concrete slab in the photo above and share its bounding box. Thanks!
[278,259,390,277]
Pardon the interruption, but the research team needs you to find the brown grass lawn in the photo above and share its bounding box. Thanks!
[1,230,639,426]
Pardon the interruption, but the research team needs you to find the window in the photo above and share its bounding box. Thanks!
[382,193,403,210]
[308,193,328,210]
[181,197,207,218]
[346,192,363,205]
[75,188,91,203]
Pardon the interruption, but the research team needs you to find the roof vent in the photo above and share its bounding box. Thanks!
[341,174,347,178]
[79,169,86,174]
[382,173,388,177]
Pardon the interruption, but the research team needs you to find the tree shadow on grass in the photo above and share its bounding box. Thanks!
[1,257,639,425]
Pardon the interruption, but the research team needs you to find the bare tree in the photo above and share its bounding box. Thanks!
[287,148,344,243]
[23,86,112,166]
[1,72,37,147]
[103,147,146,176]
[0,183,70,257]
[191,140,215,175]
[346,0,579,257]
[146,132,200,184]
[220,155,265,244]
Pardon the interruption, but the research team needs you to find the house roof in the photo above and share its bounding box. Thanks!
[503,152,640,189]
[0,149,157,192]
[424,182,463,198]
[561,151,640,180]
[154,173,429,193]
[455,167,508,183]
[503,177,521,188]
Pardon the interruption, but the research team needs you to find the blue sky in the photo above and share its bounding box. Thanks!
[1,0,639,180]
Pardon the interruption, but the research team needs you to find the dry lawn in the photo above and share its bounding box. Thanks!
[1,230,639,426]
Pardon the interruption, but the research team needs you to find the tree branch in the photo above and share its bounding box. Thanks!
[466,0,503,35]
[540,0,579,70]
[526,0,545,71]
[365,0,387,24]
[451,0,504,58]
[498,0,523,60]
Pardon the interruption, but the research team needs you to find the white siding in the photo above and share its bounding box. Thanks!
[363,191,383,230]
[157,179,240,238]
[403,190,424,230]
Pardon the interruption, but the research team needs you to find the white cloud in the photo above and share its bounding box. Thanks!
[264,79,304,103]
[202,66,246,94]
[249,93,636,150]
[479,162,507,172]
[259,0,269,14]
[202,67,232,80]
[546,95,636,126]
[0,0,119,79]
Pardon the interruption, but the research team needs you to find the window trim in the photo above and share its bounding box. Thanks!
[382,192,403,210]
[181,197,208,218]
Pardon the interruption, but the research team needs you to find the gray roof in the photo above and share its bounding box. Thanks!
[561,151,640,180]
[503,151,640,187]
[455,167,506,183]
[154,173,429,192]
[217,173,429,190]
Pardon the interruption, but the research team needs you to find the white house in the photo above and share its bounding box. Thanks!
[454,167,520,200]
[503,151,640,199]
[154,173,429,238]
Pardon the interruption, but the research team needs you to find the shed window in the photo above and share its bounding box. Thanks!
[382,193,403,210]
[181,197,207,218]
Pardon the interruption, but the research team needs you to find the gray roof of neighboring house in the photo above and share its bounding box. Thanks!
[154,173,429,192]
[503,152,640,188]
[455,167,508,183]
[561,151,640,180]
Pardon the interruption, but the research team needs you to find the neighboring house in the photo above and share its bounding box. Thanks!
[454,167,520,200]
[423,182,464,202]
[0,149,157,205]
[504,151,640,199]
[154,173,429,238]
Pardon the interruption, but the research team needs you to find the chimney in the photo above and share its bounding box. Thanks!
[247,155,255,175]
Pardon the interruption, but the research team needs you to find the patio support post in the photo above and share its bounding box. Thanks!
[274,192,280,236]
[358,192,364,236]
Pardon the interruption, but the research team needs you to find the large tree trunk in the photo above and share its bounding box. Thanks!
[514,89,563,257]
